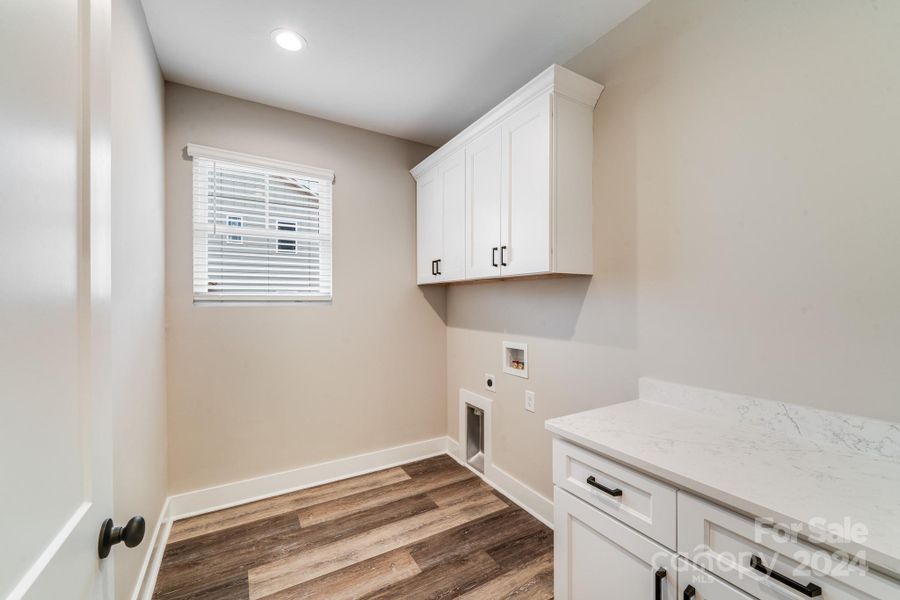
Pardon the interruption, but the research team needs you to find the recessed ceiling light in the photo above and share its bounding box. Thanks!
[271,28,306,52]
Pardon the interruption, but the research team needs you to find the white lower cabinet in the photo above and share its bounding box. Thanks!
[553,438,677,549]
[679,558,756,600]
[555,487,677,600]
[678,492,900,600]
[552,439,900,600]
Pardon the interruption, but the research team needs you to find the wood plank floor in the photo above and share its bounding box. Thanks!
[153,455,553,600]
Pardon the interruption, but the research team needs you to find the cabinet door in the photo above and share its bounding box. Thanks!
[501,93,551,276]
[416,167,441,284]
[465,126,502,279]
[438,148,466,281]
[679,559,756,600]
[555,487,677,600]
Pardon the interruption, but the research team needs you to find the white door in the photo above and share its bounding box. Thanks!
[438,148,466,282]
[501,94,552,276]
[555,488,677,600]
[465,126,503,280]
[416,167,441,284]
[1,0,114,598]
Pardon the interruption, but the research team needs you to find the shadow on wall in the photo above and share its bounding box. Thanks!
[420,284,449,325]
[446,276,591,340]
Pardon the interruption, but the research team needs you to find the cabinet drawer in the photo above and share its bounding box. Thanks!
[555,487,677,600]
[679,558,755,600]
[678,492,900,600]
[553,438,677,548]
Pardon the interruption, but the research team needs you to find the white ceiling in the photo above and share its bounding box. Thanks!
[140,0,648,146]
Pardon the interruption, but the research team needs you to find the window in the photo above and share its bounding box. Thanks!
[188,144,333,302]
[226,215,243,243]
[276,220,297,253]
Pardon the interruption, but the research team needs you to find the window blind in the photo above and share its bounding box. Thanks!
[190,145,333,302]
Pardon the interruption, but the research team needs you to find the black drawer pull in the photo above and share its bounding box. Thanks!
[750,555,822,597]
[492,247,498,267]
[500,245,508,266]
[431,260,437,276]
[655,568,667,600]
[586,475,622,497]
[683,585,696,600]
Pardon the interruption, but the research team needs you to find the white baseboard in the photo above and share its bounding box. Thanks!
[167,437,449,520]
[131,499,172,600]
[132,435,552,598]
[446,438,554,528]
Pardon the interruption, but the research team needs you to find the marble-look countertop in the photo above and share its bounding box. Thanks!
[545,387,900,576]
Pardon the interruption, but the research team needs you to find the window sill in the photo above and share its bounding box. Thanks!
[192,298,332,307]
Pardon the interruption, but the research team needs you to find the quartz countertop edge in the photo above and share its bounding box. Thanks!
[545,399,900,578]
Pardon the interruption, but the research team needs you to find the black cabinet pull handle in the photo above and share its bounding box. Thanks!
[492,247,498,267]
[586,475,623,497]
[431,260,436,276]
[750,555,822,597]
[655,568,667,600]
[683,585,696,600]
[435,259,441,275]
[500,245,508,266]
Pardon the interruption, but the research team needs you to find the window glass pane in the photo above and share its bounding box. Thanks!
[226,214,242,243]
[276,220,297,253]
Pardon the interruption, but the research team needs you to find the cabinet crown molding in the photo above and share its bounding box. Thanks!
[410,64,603,180]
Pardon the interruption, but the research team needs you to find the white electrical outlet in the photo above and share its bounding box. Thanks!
[525,390,536,412]
[484,373,496,392]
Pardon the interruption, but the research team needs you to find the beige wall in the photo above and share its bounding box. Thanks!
[164,84,445,493]
[111,0,167,596]
[447,0,900,499]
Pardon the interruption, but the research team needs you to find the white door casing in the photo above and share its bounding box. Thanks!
[0,0,114,598]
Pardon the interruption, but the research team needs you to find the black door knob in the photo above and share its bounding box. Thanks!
[98,516,145,559]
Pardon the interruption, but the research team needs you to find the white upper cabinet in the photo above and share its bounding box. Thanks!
[465,126,503,279]
[438,148,466,282]
[417,148,466,284]
[501,94,552,276]
[416,168,441,283]
[413,64,603,285]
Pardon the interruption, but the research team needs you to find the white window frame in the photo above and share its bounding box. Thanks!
[188,144,334,303]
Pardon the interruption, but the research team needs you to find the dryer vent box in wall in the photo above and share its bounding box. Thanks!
[465,404,485,473]
[503,341,528,378]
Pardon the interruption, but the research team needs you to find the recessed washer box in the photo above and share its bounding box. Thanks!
[503,341,528,378]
